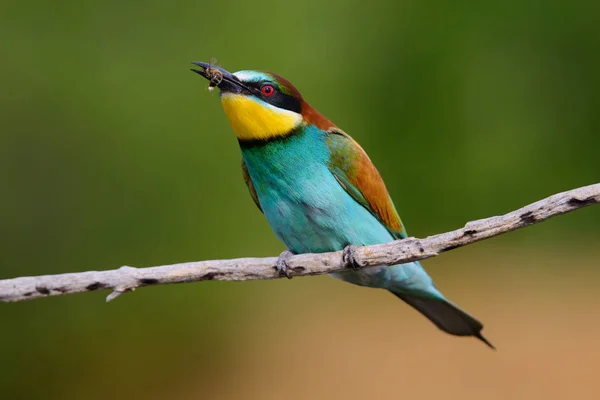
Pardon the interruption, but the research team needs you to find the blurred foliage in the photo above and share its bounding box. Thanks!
[0,0,599,399]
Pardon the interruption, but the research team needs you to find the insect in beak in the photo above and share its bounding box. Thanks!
[205,57,223,92]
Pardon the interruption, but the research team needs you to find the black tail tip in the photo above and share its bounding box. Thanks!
[474,331,496,350]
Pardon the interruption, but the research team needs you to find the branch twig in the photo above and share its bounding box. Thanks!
[1,183,598,303]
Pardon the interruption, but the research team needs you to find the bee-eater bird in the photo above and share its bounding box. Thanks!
[191,62,493,349]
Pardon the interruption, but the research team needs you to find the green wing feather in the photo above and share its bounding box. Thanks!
[241,129,406,239]
[241,159,262,212]
[325,128,407,239]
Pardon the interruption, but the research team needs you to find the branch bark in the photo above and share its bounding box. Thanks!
[1,183,598,303]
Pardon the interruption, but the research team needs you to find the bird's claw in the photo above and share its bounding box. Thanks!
[275,250,294,279]
[342,245,365,271]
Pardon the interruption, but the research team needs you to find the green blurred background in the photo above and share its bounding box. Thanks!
[1,0,599,399]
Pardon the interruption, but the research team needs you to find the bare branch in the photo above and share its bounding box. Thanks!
[1,183,598,303]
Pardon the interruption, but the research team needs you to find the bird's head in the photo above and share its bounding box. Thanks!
[191,62,335,141]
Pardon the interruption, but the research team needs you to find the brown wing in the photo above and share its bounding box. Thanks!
[326,128,406,239]
[241,159,263,212]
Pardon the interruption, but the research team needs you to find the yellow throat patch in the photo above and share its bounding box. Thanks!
[220,93,303,141]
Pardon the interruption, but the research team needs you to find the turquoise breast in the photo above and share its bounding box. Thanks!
[239,125,436,292]
[240,125,394,254]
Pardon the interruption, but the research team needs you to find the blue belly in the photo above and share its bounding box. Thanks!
[241,126,393,252]
[240,126,437,293]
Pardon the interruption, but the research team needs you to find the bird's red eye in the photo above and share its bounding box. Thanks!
[261,85,275,97]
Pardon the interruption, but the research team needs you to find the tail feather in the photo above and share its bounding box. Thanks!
[391,291,495,349]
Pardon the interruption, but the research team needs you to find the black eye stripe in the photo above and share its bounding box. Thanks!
[242,81,301,113]
[268,91,301,113]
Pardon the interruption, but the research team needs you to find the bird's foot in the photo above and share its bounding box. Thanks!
[342,245,365,271]
[274,250,294,279]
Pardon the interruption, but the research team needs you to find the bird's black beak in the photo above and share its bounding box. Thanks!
[190,61,251,94]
